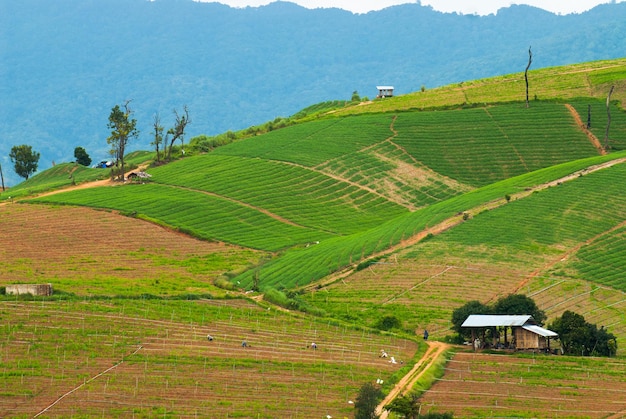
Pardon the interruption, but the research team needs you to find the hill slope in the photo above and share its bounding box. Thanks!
[4,0,626,186]
[2,60,626,417]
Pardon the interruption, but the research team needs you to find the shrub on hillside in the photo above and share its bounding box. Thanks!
[262,287,325,316]
[549,310,618,356]
[376,315,402,331]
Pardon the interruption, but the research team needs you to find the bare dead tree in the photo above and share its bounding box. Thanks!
[152,112,164,163]
[0,163,5,191]
[166,105,191,161]
[525,46,532,108]
[604,85,615,151]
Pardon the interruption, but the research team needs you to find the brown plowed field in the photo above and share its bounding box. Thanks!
[0,204,260,296]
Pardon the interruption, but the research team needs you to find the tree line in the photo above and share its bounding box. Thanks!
[2,101,190,190]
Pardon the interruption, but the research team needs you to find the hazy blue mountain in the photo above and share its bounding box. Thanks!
[2,0,626,185]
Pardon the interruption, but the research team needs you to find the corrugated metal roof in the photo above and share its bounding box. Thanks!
[461,314,534,327]
[522,324,558,337]
[376,86,394,90]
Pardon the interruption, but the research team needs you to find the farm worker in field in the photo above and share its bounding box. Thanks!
[311,342,317,350]
[241,340,248,348]
[207,334,213,341]
[423,329,429,340]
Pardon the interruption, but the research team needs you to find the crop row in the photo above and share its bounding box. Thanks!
[0,204,261,297]
[418,351,626,418]
[213,114,395,167]
[0,299,419,418]
[148,154,408,235]
[569,98,626,151]
[303,259,530,338]
[316,141,467,209]
[30,183,330,251]
[527,277,626,343]
[228,153,626,289]
[392,103,598,187]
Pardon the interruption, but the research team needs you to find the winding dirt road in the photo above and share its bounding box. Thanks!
[375,340,450,418]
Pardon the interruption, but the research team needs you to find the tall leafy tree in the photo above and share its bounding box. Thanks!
[74,146,92,166]
[385,394,420,418]
[107,100,138,180]
[354,382,382,419]
[451,300,491,339]
[9,144,40,180]
[493,294,546,325]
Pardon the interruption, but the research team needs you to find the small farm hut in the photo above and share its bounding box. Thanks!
[462,314,557,352]
[376,86,394,98]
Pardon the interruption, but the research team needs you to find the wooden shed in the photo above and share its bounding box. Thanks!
[376,86,394,98]
[461,314,557,351]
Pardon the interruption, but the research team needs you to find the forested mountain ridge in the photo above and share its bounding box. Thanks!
[2,0,626,186]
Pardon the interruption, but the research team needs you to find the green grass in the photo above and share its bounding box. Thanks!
[392,102,600,187]
[28,183,333,251]
[1,163,107,199]
[333,58,626,117]
[231,152,626,290]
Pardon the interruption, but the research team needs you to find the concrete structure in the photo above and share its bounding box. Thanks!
[6,283,53,296]
[462,314,557,351]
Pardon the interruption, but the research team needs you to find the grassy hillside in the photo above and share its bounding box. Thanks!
[3,58,626,418]
[333,58,626,117]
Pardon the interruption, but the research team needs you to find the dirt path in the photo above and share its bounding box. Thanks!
[565,103,606,155]
[19,163,152,202]
[375,340,450,418]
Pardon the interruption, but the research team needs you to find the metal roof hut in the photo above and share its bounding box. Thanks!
[376,86,394,98]
[462,315,557,352]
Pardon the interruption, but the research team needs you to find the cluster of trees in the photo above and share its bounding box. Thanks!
[106,101,191,179]
[549,311,617,357]
[2,144,94,190]
[151,106,190,165]
[3,101,190,187]
[104,101,191,180]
